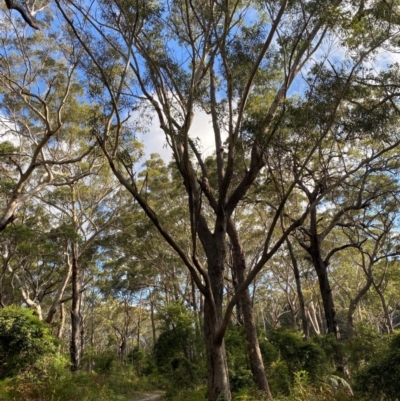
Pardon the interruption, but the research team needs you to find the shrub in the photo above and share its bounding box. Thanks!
[355,332,400,400]
[343,322,387,374]
[269,328,329,380]
[225,325,254,392]
[154,303,204,389]
[0,305,57,379]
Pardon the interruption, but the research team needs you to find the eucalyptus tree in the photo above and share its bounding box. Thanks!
[337,186,400,335]
[36,159,122,371]
[45,0,400,399]
[100,154,201,345]
[0,5,97,233]
[0,202,66,320]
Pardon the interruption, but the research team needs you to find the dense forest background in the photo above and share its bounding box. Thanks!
[1,0,400,400]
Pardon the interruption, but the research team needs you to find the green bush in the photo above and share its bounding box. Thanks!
[268,359,292,395]
[311,333,345,375]
[258,333,279,367]
[225,325,254,392]
[355,332,400,400]
[269,328,329,380]
[343,322,387,374]
[154,303,204,389]
[89,350,117,373]
[0,305,57,379]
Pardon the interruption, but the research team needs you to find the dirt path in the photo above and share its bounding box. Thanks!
[132,391,164,401]
[138,395,163,401]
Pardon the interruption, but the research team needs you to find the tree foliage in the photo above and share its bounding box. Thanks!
[0,305,57,379]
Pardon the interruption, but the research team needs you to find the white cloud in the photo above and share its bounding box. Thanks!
[137,108,217,163]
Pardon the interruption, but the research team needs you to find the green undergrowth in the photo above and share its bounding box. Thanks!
[0,365,162,401]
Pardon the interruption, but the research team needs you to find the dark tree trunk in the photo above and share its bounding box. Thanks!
[119,338,127,363]
[287,239,309,339]
[201,230,231,401]
[228,222,272,398]
[203,297,231,401]
[312,252,340,339]
[303,208,340,340]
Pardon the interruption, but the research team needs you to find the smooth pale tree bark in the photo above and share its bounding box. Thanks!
[70,189,82,371]
[46,249,73,323]
[307,301,321,335]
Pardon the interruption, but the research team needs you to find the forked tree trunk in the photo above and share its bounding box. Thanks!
[347,277,373,336]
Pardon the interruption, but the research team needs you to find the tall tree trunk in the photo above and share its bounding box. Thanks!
[287,239,309,339]
[203,296,231,401]
[304,208,340,340]
[70,251,81,371]
[312,253,340,339]
[228,223,272,398]
[89,303,95,373]
[201,231,231,401]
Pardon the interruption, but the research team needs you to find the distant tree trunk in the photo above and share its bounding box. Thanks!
[89,303,95,373]
[307,301,320,335]
[119,338,126,363]
[373,282,393,333]
[150,293,156,346]
[137,311,141,348]
[70,251,81,371]
[46,250,72,323]
[287,239,309,339]
[57,304,66,354]
[347,277,373,336]
[0,262,6,308]
[80,314,85,363]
